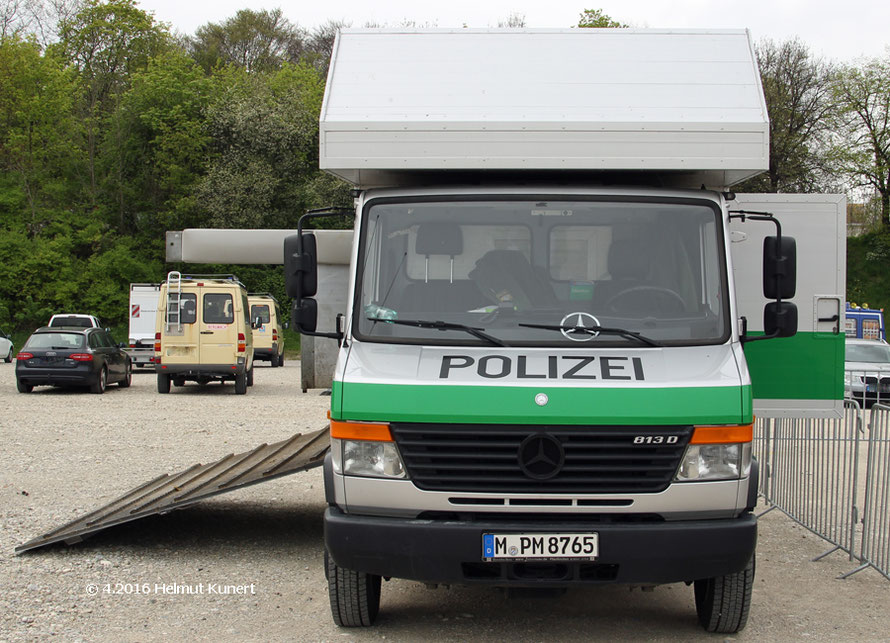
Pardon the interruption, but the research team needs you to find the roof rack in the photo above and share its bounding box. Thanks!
[173,273,246,288]
[248,292,278,303]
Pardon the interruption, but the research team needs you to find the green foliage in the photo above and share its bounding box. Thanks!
[830,56,890,227]
[847,231,890,311]
[577,9,627,28]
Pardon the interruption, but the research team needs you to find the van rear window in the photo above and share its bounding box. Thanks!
[168,293,197,324]
[49,316,92,327]
[204,293,234,324]
[251,305,271,324]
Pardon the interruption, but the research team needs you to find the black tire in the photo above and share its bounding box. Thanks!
[694,555,754,633]
[157,373,171,394]
[278,354,285,367]
[119,362,132,388]
[17,379,33,393]
[173,377,185,387]
[326,549,381,627]
[247,367,254,387]
[90,366,107,394]
[234,371,247,395]
[270,355,278,368]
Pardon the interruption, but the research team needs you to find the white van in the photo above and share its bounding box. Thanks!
[248,294,285,367]
[155,272,254,394]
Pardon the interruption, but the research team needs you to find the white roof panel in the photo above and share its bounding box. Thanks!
[320,29,769,188]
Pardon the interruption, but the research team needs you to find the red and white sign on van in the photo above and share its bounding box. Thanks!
[131,304,140,318]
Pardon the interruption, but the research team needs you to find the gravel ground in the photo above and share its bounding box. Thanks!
[2,360,890,642]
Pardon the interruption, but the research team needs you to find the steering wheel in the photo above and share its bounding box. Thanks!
[605,286,686,315]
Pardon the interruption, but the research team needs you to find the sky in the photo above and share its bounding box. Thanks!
[137,0,889,62]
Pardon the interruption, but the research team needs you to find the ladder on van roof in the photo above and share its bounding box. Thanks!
[165,271,182,332]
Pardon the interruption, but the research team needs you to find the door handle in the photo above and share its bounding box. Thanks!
[200,331,213,335]
[818,314,839,322]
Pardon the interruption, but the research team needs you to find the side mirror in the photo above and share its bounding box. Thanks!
[764,301,798,338]
[253,316,263,330]
[292,299,318,333]
[284,233,317,299]
[763,236,796,300]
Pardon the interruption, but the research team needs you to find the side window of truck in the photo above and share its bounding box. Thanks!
[204,293,234,324]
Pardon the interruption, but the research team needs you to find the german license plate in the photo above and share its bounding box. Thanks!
[482,533,598,561]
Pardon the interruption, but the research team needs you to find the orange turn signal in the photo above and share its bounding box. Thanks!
[690,423,753,445]
[330,419,393,442]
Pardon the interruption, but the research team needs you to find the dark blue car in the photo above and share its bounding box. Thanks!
[16,327,131,394]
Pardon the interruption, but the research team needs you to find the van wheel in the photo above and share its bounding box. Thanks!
[694,555,754,633]
[247,368,254,387]
[326,549,381,627]
[234,372,247,395]
[17,379,33,393]
[90,367,107,394]
[157,373,171,394]
[269,355,277,368]
[278,354,285,367]
[119,362,132,388]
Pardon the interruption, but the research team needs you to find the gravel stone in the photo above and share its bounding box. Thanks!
[3,360,890,641]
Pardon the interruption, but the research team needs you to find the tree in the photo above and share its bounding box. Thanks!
[497,13,525,28]
[831,56,890,228]
[577,9,626,28]
[196,62,349,230]
[190,8,305,73]
[0,34,81,236]
[736,38,837,193]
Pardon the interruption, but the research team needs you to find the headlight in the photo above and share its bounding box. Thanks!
[674,425,753,482]
[330,420,407,480]
[342,440,406,478]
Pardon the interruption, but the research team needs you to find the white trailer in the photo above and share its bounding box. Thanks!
[126,283,161,367]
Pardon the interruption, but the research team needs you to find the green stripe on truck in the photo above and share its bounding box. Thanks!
[743,331,844,400]
[332,382,752,425]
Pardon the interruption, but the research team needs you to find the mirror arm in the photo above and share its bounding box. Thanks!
[730,210,790,343]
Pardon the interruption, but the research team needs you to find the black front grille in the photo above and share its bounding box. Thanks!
[863,376,890,393]
[391,423,692,494]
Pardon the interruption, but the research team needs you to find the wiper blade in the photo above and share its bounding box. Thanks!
[367,317,507,347]
[518,323,662,347]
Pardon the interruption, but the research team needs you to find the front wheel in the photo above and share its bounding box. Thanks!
[694,555,754,633]
[326,549,381,627]
[157,373,171,394]
[90,366,107,394]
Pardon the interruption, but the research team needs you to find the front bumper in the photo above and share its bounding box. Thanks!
[325,506,756,586]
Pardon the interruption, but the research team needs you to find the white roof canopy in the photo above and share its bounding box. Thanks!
[320,29,769,189]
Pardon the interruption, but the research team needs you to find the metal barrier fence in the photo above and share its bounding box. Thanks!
[754,397,890,581]
[843,404,890,581]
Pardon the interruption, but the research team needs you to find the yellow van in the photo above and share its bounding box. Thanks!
[154,272,254,394]
[248,293,285,367]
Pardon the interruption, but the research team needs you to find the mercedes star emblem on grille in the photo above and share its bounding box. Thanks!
[518,433,565,480]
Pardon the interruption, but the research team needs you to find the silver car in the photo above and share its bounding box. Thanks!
[0,329,13,363]
[845,338,890,407]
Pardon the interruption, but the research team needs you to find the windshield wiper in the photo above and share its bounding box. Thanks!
[518,323,662,347]
[367,317,507,347]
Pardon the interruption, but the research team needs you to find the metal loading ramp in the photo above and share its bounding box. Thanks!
[16,427,330,553]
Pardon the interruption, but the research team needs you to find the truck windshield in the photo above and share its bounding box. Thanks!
[354,198,729,346]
